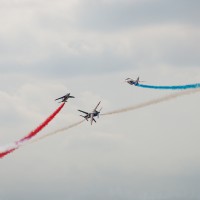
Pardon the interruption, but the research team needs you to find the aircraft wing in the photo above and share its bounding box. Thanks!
[55,96,64,101]
[94,101,101,111]
[55,93,70,101]
[78,110,89,115]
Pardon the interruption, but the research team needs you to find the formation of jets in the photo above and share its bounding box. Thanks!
[56,77,139,125]
[55,93,102,125]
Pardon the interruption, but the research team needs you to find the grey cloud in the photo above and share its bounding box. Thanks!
[1,152,200,200]
[0,49,132,78]
[77,0,200,31]
[0,0,199,79]
[1,67,200,200]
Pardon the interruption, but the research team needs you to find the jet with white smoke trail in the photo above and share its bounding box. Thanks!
[78,101,102,125]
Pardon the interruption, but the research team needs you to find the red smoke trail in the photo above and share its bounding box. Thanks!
[0,103,65,158]
[0,148,16,158]
[17,103,65,143]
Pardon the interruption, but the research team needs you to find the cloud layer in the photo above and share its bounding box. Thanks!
[0,0,199,77]
[0,0,200,199]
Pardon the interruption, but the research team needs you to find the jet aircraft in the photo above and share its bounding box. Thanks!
[125,77,143,85]
[55,93,75,103]
[78,101,102,125]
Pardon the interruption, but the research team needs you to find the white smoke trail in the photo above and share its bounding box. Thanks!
[30,119,85,144]
[102,88,200,116]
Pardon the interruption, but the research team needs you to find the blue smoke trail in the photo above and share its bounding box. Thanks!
[137,83,200,90]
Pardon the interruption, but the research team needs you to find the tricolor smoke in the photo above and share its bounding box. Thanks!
[137,83,200,90]
[102,88,200,116]
[1,88,200,159]
[0,103,65,158]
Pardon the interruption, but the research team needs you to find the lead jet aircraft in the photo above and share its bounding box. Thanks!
[78,101,102,125]
[125,77,144,86]
[55,93,75,103]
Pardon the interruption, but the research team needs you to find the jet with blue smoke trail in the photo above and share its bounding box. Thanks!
[125,77,200,90]
[125,77,144,86]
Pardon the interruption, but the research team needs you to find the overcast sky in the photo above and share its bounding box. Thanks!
[0,0,200,200]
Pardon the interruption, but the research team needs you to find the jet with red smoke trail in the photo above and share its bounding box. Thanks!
[55,93,75,103]
[0,102,65,158]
